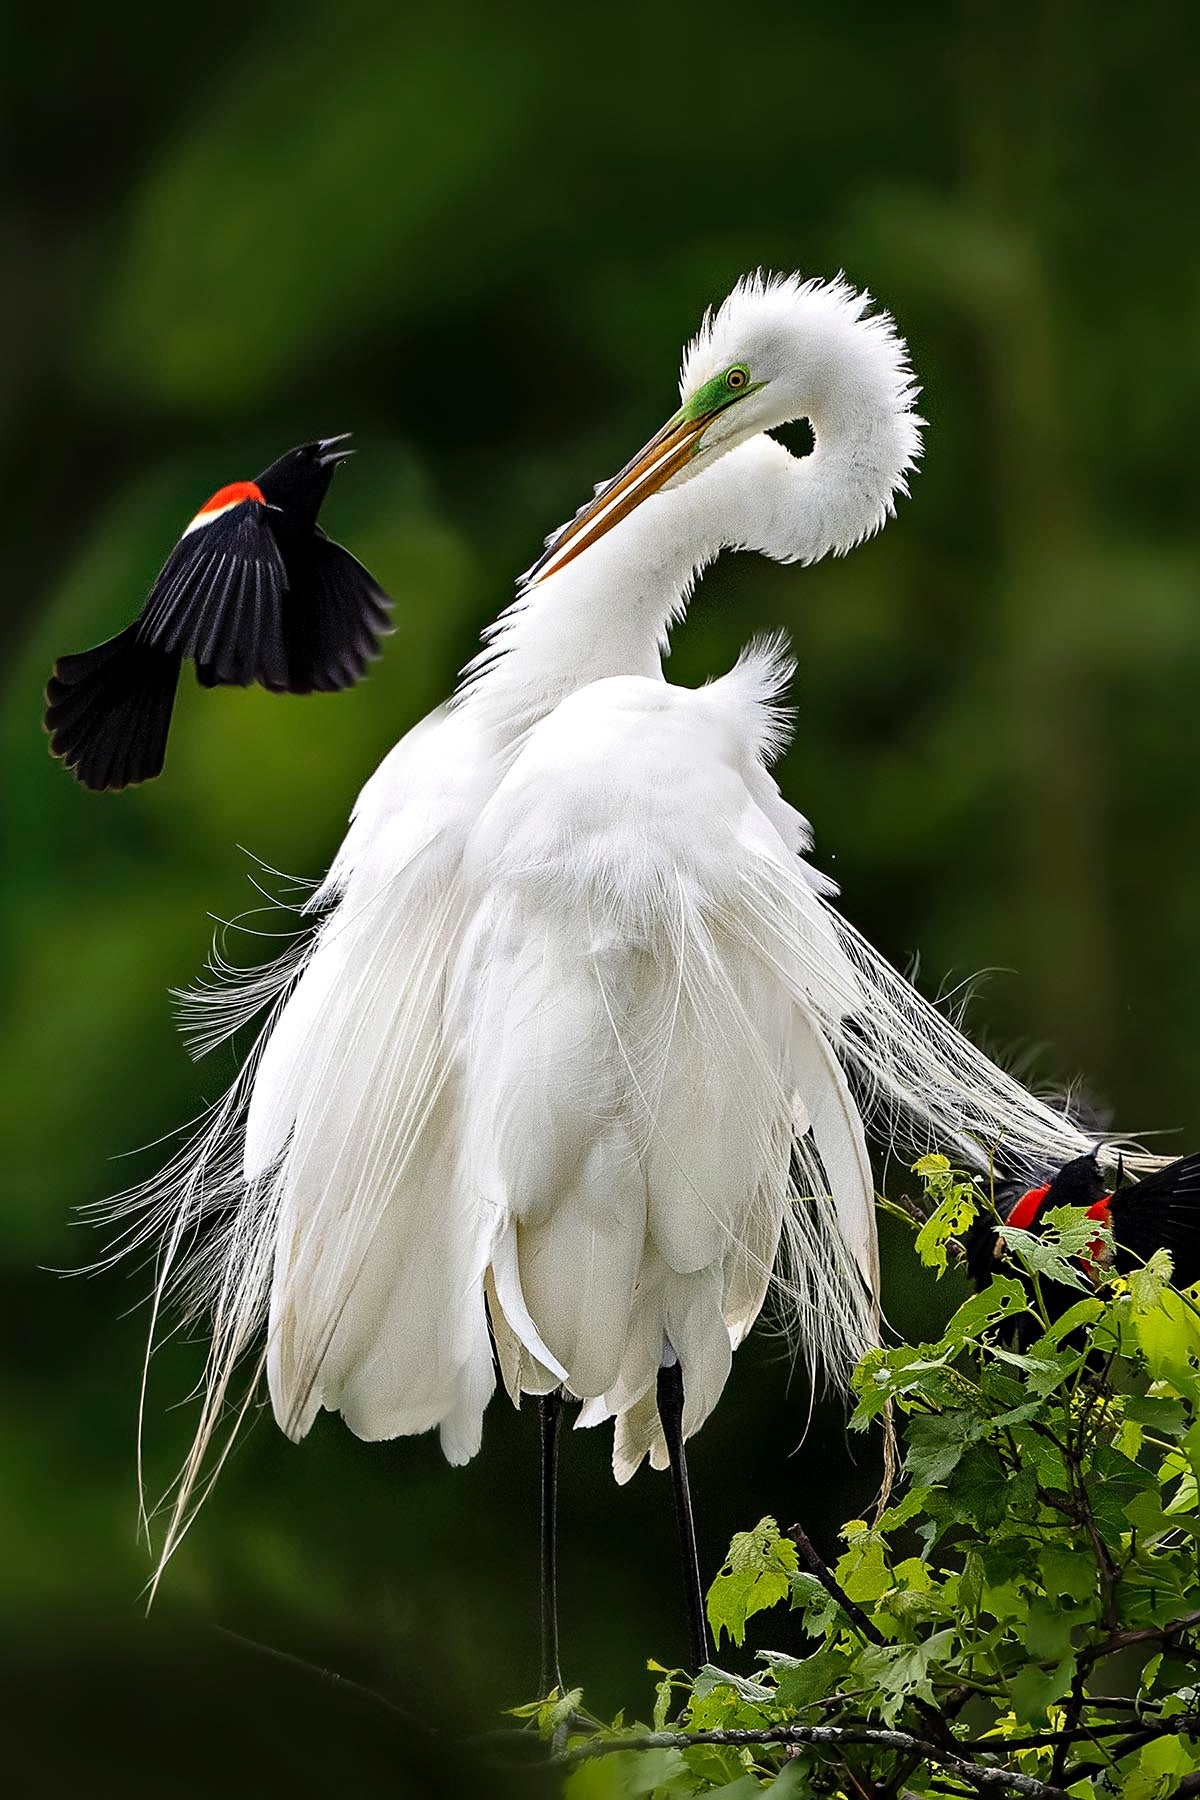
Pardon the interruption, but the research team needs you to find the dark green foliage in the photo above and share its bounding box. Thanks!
[538,1163,1200,1796]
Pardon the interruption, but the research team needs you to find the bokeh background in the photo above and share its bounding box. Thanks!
[3,2,1198,1790]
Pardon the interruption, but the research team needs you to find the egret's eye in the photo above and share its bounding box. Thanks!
[725,366,749,392]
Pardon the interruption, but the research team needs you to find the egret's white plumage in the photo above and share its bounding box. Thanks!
[102,272,1138,1573]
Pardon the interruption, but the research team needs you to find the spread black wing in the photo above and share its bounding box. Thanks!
[45,625,181,791]
[1112,1153,1200,1288]
[278,532,393,694]
[140,500,289,689]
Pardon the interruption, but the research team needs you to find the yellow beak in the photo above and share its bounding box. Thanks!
[524,406,714,586]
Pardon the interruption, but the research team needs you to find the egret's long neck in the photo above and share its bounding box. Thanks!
[457,500,717,743]
[460,312,918,744]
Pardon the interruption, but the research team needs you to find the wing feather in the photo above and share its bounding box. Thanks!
[281,534,394,694]
[139,502,289,688]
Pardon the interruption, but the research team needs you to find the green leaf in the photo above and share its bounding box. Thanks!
[706,1565,790,1649]
[1091,1441,1157,1541]
[1011,1346,1085,1398]
[905,1410,983,1485]
[1028,1297,1107,1348]
[679,1744,751,1790]
[941,1277,1030,1347]
[982,1577,1027,1623]
[1039,1546,1098,1604]
[1126,1395,1189,1437]
[765,1768,809,1796]
[835,1521,892,1605]
[692,1665,776,1706]
[945,1444,1033,1529]
[1034,1350,1087,1395]
[685,1676,775,1735]
[982,1535,1038,1589]
[1132,1290,1200,1393]
[915,1181,979,1274]
[565,1748,690,1798]
[891,1554,934,1594]
[788,1569,836,1625]
[858,1628,956,1724]
[766,1645,851,1711]
[1118,1770,1163,1800]
[706,1517,798,1648]
[999,1203,1112,1291]
[850,1343,958,1425]
[1165,1467,1198,1515]
[1041,1203,1116,1255]
[724,1518,799,1578]
[1129,1249,1176,1314]
[510,1684,585,1734]
[1009,1655,1075,1723]
[652,1668,674,1733]
[1125,1487,1172,1539]
[1026,1595,1078,1659]
[1007,1419,1070,1487]
[988,1398,1047,1430]
[875,1486,933,1533]
[1120,1734,1200,1800]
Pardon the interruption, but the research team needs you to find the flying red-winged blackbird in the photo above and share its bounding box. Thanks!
[44,435,392,792]
[964,1150,1200,1304]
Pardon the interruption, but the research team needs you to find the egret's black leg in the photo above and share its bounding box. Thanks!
[656,1359,710,1670]
[539,1390,565,1695]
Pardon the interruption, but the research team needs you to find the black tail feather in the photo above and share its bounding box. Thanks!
[45,626,181,791]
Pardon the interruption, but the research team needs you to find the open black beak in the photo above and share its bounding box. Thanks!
[317,432,356,468]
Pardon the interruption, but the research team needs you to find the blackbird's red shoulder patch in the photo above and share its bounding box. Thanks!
[184,481,266,535]
[1007,1183,1050,1231]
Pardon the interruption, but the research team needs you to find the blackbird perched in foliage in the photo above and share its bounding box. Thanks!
[964,1150,1200,1306]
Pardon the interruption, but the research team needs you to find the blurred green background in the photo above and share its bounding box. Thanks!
[3,1,1198,1790]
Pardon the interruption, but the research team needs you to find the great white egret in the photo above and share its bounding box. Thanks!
[102,272,1133,1675]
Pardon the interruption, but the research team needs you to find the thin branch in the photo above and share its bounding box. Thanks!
[556,1724,1074,1800]
[841,1757,878,1800]
[960,1721,1153,1754]
[1057,1414,1120,1635]
[213,1625,430,1731]
[874,1749,925,1800]
[1065,1714,1200,1779]
[1052,1668,1086,1784]
[1078,1610,1200,1669]
[1106,1719,1200,1762]
[789,1522,885,1646]
[1086,1696,1163,1713]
